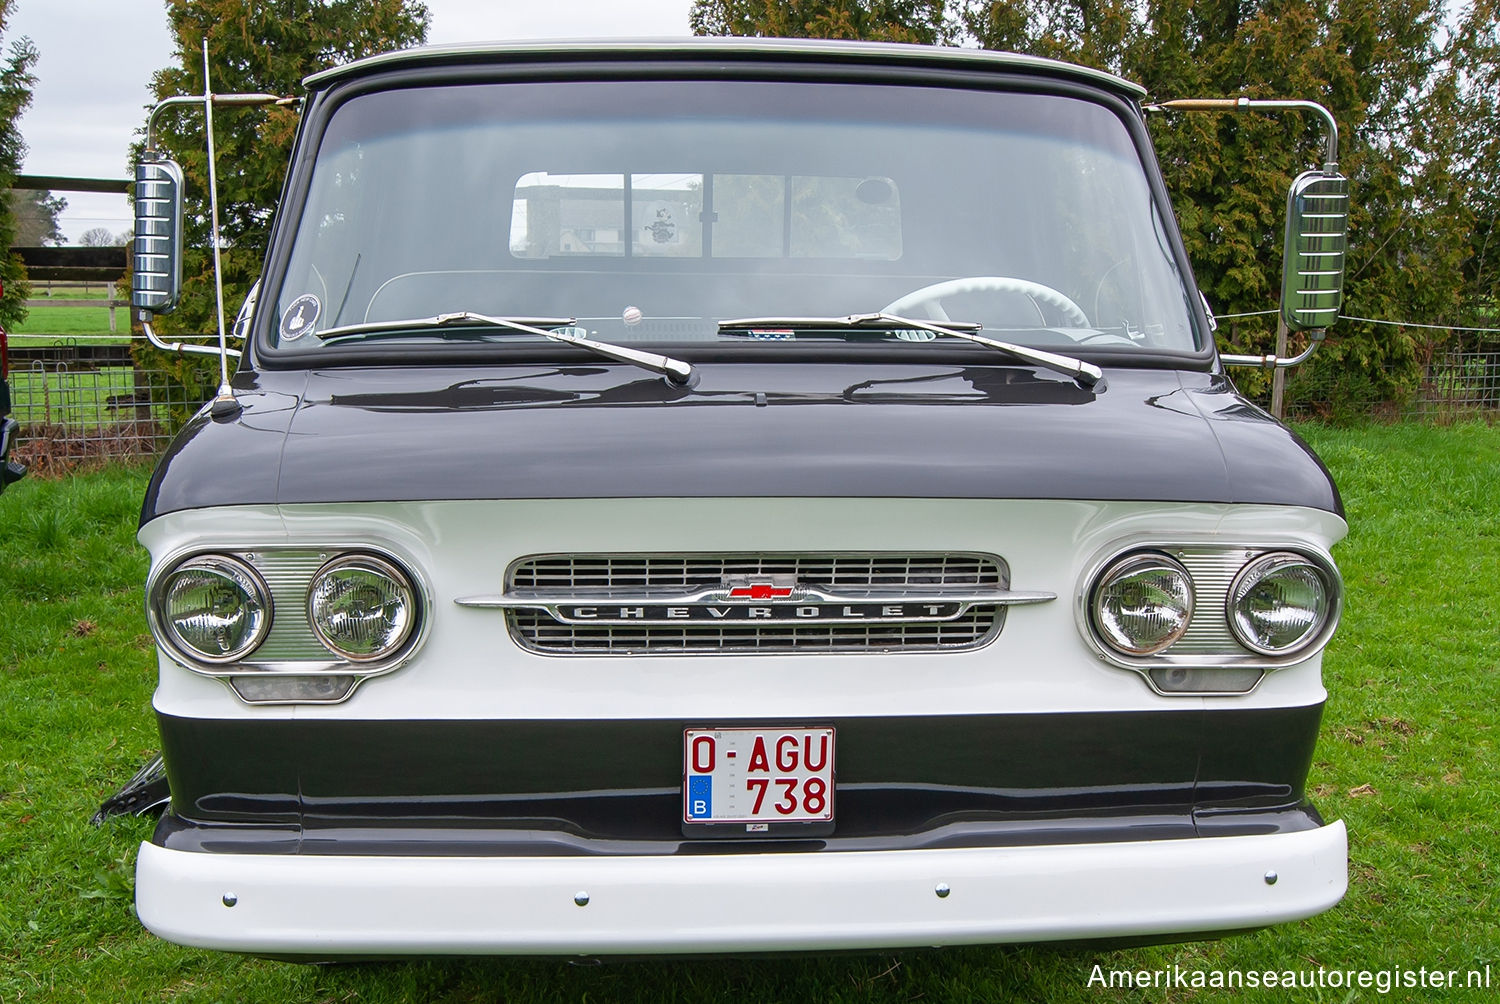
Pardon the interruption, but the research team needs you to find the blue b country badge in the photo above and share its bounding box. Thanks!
[686,774,712,819]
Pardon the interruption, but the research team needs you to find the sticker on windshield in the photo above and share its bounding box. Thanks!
[280,294,321,342]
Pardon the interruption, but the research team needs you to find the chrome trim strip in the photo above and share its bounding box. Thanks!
[230,660,346,674]
[504,607,1007,658]
[457,586,1054,620]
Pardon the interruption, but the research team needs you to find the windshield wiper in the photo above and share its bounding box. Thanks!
[317,312,696,386]
[718,312,1105,390]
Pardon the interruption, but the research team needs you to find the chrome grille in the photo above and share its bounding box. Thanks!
[507,552,1006,655]
[241,549,331,661]
[1165,548,1257,655]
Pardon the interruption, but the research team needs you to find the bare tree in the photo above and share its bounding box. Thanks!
[79,226,117,247]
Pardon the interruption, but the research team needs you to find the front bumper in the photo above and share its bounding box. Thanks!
[136,821,1346,955]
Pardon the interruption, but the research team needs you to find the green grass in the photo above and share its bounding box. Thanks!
[1,423,1497,1002]
[12,289,128,340]
[10,306,123,338]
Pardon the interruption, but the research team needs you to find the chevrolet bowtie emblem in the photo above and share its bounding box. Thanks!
[727,584,795,600]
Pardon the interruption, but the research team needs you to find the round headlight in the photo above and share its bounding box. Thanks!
[307,554,417,662]
[1091,553,1195,656]
[1229,553,1334,656]
[157,556,271,664]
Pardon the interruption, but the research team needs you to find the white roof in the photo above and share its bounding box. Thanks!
[304,37,1146,99]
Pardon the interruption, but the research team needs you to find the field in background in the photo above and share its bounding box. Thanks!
[0,423,1496,1002]
[11,286,129,340]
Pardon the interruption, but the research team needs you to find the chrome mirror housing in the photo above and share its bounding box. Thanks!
[1281,171,1349,332]
[132,157,185,315]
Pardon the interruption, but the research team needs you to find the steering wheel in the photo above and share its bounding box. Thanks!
[883,276,1090,328]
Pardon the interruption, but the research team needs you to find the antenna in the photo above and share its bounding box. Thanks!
[202,39,239,419]
[135,67,294,390]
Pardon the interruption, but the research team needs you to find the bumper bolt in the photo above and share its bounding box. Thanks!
[222,893,237,907]
[1264,871,1279,886]
[935,883,951,899]
[574,891,590,907]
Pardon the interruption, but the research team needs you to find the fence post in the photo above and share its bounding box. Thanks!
[1271,317,1288,420]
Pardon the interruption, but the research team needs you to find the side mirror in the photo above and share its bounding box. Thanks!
[132,157,185,315]
[1281,171,1348,332]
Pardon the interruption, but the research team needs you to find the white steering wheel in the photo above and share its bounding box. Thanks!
[883,276,1090,327]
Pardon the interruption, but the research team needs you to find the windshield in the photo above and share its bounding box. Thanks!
[270,78,1198,354]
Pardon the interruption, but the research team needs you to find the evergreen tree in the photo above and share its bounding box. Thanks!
[0,0,37,328]
[142,0,430,341]
[1442,0,1499,322]
[962,0,1461,409]
[693,0,1476,413]
[691,1,949,43]
[7,188,66,246]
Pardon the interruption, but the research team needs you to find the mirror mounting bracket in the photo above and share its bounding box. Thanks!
[134,45,297,416]
[1145,97,1348,370]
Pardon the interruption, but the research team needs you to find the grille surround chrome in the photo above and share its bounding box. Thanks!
[502,552,1016,656]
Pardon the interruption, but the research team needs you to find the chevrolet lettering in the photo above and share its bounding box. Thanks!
[128,39,1351,957]
[555,602,967,623]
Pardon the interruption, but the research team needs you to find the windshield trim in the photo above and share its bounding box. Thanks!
[306,40,1147,99]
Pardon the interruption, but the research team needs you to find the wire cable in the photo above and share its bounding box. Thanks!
[1214,309,1500,333]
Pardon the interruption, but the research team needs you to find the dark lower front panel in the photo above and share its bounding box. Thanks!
[155,705,1325,854]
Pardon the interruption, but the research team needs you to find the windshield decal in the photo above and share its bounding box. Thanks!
[280,294,321,342]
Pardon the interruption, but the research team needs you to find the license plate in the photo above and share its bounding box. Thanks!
[683,727,835,828]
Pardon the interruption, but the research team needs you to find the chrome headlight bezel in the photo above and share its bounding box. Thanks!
[149,554,273,666]
[1078,539,1343,697]
[1227,551,1340,657]
[146,543,431,705]
[1088,551,1196,657]
[306,552,421,663]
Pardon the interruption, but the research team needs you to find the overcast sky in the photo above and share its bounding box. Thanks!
[8,0,695,242]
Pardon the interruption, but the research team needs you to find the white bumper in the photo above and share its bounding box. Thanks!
[136,822,1346,955]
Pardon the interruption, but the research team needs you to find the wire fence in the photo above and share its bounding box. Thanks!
[1279,339,1500,422]
[7,342,209,474]
[1419,346,1500,415]
[6,331,1499,472]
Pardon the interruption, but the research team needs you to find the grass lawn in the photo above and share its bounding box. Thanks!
[1,422,1496,1002]
[12,289,128,340]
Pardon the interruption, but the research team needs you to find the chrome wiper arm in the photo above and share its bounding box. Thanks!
[319,312,697,386]
[858,312,1105,390]
[717,312,1105,390]
[317,315,576,343]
